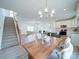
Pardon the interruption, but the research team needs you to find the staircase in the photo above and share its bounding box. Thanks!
[1,17,18,49]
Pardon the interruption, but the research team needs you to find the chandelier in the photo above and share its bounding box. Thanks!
[38,0,55,18]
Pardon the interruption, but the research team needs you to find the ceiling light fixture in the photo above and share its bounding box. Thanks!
[38,0,55,18]
[64,9,67,11]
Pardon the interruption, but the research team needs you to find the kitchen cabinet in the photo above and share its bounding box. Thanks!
[55,20,73,28]
[71,32,79,47]
[72,18,79,27]
[55,18,79,29]
[77,18,79,27]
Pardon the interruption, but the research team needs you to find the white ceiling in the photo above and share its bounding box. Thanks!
[0,0,78,20]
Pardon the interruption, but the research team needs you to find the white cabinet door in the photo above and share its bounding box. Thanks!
[71,33,79,47]
[77,19,79,27]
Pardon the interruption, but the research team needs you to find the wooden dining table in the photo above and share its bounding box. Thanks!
[23,37,59,59]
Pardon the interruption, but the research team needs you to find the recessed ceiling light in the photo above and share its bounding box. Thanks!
[64,9,67,11]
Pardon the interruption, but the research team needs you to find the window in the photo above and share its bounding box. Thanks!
[10,11,13,17]
[27,26,34,31]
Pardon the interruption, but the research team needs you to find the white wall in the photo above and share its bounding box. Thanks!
[18,18,56,34]
[0,9,4,49]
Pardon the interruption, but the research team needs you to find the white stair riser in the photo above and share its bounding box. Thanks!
[1,17,18,49]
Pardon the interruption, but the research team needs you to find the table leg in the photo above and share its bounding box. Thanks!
[28,53,34,59]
